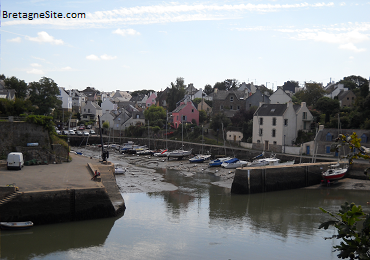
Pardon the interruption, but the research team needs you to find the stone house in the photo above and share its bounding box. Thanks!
[197,99,212,115]
[212,89,247,117]
[245,89,270,110]
[337,90,356,107]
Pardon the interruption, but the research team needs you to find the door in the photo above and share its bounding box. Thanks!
[264,141,269,151]
[306,146,310,155]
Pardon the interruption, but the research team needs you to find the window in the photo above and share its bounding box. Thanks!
[259,128,263,136]
[326,133,333,141]
[249,104,251,108]
[88,109,90,113]
[361,134,368,143]
[192,109,194,112]
[303,112,307,119]
[177,116,179,120]
[272,129,276,137]
[237,106,240,110]
[230,96,234,102]
[84,109,86,112]
[136,114,139,119]
[220,105,223,110]
[259,118,263,125]
[257,140,260,143]
[182,115,186,121]
[326,146,331,153]
[347,97,349,100]
[304,122,307,130]
[230,105,233,110]
[229,135,231,137]
[273,141,277,145]
[272,118,276,126]
[284,119,288,126]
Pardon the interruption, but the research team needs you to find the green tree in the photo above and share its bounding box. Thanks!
[144,105,166,124]
[204,84,213,95]
[339,75,369,96]
[167,77,186,112]
[315,97,340,123]
[199,110,207,124]
[193,98,202,107]
[294,82,325,106]
[4,76,28,99]
[210,113,231,132]
[28,77,62,115]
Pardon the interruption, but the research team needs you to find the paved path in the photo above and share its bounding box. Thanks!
[0,154,102,192]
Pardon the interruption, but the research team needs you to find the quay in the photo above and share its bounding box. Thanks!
[0,153,125,224]
[231,161,370,194]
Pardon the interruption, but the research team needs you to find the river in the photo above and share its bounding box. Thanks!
[2,165,370,260]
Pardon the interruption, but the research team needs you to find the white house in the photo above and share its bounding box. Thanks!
[101,98,117,113]
[70,89,86,113]
[100,110,117,129]
[81,101,102,123]
[226,130,243,142]
[269,87,292,104]
[324,83,348,99]
[57,87,72,112]
[252,101,313,152]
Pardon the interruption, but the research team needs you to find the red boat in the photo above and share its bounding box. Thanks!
[322,163,348,181]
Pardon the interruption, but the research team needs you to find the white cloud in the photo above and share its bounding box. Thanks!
[100,54,117,60]
[7,37,21,42]
[339,43,366,52]
[27,68,44,74]
[26,31,64,45]
[31,63,42,67]
[113,28,140,36]
[86,54,100,60]
[61,66,72,71]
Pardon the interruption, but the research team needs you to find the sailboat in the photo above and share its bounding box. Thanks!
[189,125,211,163]
[168,117,192,159]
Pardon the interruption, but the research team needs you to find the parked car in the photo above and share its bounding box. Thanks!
[79,126,85,130]
[77,131,83,136]
[56,130,61,135]
[69,130,76,135]
[90,130,96,135]
[83,131,89,136]
[86,125,92,129]
[62,130,69,135]
[7,152,24,170]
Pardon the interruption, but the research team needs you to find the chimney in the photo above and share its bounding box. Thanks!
[214,88,218,93]
[301,102,306,108]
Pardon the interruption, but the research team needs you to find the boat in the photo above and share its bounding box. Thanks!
[208,157,233,167]
[322,163,348,181]
[246,153,294,167]
[136,149,154,156]
[189,154,211,163]
[114,164,126,174]
[153,149,170,157]
[221,158,249,169]
[0,221,33,230]
[168,149,192,158]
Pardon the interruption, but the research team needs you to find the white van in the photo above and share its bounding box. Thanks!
[7,152,24,170]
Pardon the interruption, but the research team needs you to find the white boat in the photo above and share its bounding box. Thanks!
[209,157,233,167]
[114,164,126,174]
[221,158,249,169]
[322,163,348,181]
[154,149,170,157]
[168,149,192,158]
[0,221,33,230]
[189,154,211,163]
[246,153,294,167]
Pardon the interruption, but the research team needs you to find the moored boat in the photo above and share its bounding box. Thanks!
[153,149,169,157]
[221,158,249,169]
[322,163,348,181]
[0,221,33,230]
[168,149,192,158]
[189,154,211,163]
[208,157,233,167]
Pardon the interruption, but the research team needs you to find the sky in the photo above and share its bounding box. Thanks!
[1,0,369,93]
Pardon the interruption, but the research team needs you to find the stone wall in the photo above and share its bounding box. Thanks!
[0,188,116,224]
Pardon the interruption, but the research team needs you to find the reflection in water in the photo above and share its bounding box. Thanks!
[2,166,370,260]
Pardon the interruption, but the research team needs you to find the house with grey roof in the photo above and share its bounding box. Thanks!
[57,87,72,112]
[337,90,356,107]
[269,87,292,104]
[212,89,248,117]
[81,101,102,123]
[245,89,270,110]
[252,101,313,152]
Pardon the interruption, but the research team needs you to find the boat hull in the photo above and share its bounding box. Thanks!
[0,221,33,230]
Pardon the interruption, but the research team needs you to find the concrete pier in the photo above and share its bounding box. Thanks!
[0,154,125,224]
[230,161,365,194]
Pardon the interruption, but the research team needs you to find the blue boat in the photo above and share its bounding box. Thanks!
[208,157,232,167]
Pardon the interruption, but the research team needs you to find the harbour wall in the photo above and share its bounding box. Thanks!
[0,188,116,224]
[231,162,368,194]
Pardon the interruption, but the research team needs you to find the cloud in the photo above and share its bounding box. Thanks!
[61,66,72,71]
[7,37,21,42]
[339,43,366,52]
[26,31,64,45]
[86,54,100,60]
[31,63,42,67]
[100,54,117,60]
[113,28,140,36]
[27,68,44,74]
[86,54,117,60]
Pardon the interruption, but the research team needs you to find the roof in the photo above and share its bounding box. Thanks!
[254,103,287,116]
[337,90,354,100]
[213,90,246,100]
[172,103,187,113]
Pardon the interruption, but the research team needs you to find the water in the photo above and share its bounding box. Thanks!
[2,168,370,260]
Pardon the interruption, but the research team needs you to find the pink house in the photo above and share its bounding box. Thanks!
[172,101,199,129]
[146,92,157,107]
